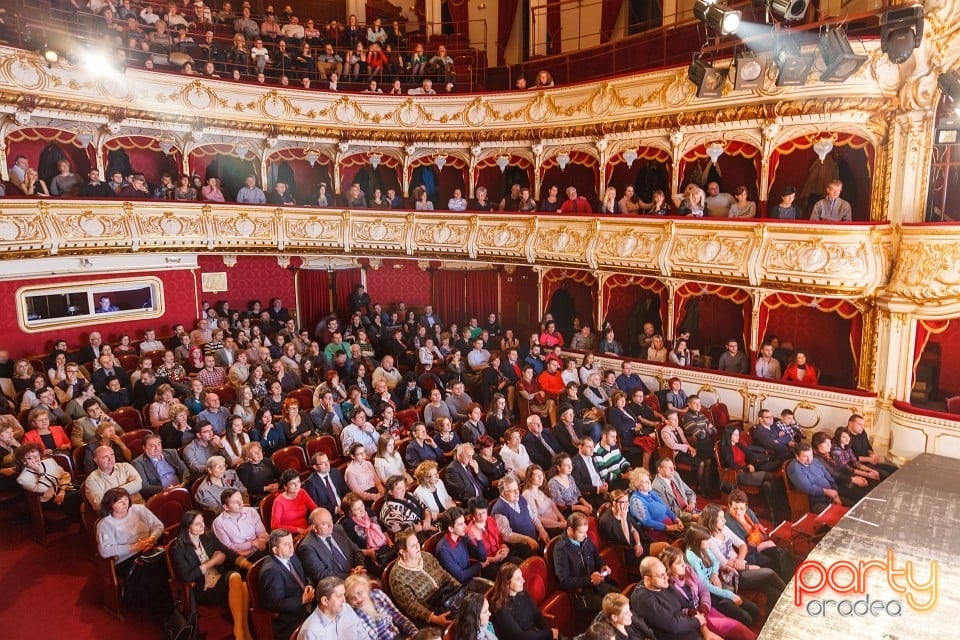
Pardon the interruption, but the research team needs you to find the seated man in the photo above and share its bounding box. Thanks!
[183,422,228,475]
[552,512,618,611]
[571,437,609,509]
[680,395,717,464]
[786,443,842,513]
[444,443,490,503]
[91,353,130,394]
[298,507,366,583]
[71,398,124,449]
[259,529,314,640]
[139,328,166,354]
[340,408,379,458]
[704,181,736,218]
[614,361,649,397]
[630,556,704,640]
[490,474,549,555]
[521,414,563,470]
[303,452,349,516]
[594,425,631,489]
[132,433,187,498]
[444,381,474,422]
[716,339,749,375]
[651,458,699,525]
[536,358,566,400]
[83,445,144,510]
[371,354,402,392]
[810,180,852,222]
[403,421,445,468]
[272,359,302,393]
[212,487,270,560]
[197,354,228,388]
[751,408,796,462]
[754,342,782,380]
[296,576,367,640]
[558,186,592,213]
[196,392,231,435]
[845,413,897,479]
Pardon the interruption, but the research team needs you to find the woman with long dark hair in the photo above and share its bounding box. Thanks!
[451,592,499,640]
[169,509,251,639]
[489,563,556,640]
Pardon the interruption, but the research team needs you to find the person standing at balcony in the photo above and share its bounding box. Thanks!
[499,183,522,211]
[559,186,592,213]
[704,182,735,218]
[600,186,620,214]
[79,169,113,198]
[236,175,266,204]
[810,180,852,222]
[8,155,28,193]
[753,343,781,380]
[268,182,296,205]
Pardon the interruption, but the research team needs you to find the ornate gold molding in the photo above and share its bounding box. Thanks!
[887,226,960,310]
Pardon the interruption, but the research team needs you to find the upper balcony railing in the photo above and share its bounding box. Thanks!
[0,198,894,299]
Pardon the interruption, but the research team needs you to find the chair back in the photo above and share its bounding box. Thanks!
[288,388,314,411]
[146,487,193,542]
[73,444,89,481]
[271,446,308,474]
[110,407,145,432]
[305,435,342,464]
[381,558,398,599]
[781,459,812,521]
[543,536,561,592]
[211,384,238,407]
[50,452,77,482]
[395,409,419,431]
[260,491,278,531]
[165,543,194,617]
[121,428,153,459]
[422,530,444,555]
[246,557,278,640]
[519,555,550,605]
[947,395,960,415]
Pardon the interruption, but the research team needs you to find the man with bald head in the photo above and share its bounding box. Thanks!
[79,331,103,365]
[630,556,704,640]
[83,444,143,510]
[297,507,366,583]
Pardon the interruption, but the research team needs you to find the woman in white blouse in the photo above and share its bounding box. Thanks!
[579,351,600,385]
[521,464,567,535]
[413,460,456,519]
[374,434,411,484]
[499,428,531,477]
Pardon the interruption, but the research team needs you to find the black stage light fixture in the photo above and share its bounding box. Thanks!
[774,37,814,86]
[704,4,741,36]
[688,58,729,98]
[734,51,766,90]
[769,0,810,21]
[694,0,715,22]
[881,4,924,65]
[819,27,867,82]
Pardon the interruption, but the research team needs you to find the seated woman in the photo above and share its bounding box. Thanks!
[812,431,871,505]
[195,455,247,514]
[423,387,451,430]
[23,408,72,455]
[169,510,251,640]
[718,425,783,518]
[489,562,557,640]
[344,442,386,503]
[341,492,394,569]
[698,504,786,618]
[160,403,193,450]
[518,366,557,428]
[261,380,286,419]
[684,524,758,628]
[660,545,752,640]
[379,475,435,536]
[413,460,457,519]
[608,390,657,470]
[499,428,531,477]
[659,411,708,491]
[597,490,645,567]
[16,442,81,514]
[148,384,180,429]
[595,592,657,640]
[434,416,462,458]
[475,435,507,483]
[270,468,317,537]
[435,506,489,583]
[522,464,567,535]
[373,433,408,484]
[782,351,818,386]
[548,452,593,516]
[627,468,683,542]
[388,528,461,628]
[831,426,882,484]
[251,406,286,456]
[466,497,519,578]
[646,335,669,363]
[344,573,419,640]
[450,592,498,640]
[96,487,174,620]
[235,441,280,506]
[222,415,251,466]
[277,397,315,447]
[18,373,47,413]
[82,421,132,474]
[725,490,795,582]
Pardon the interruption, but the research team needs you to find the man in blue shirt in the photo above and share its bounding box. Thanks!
[236,174,267,204]
[786,443,841,512]
[615,361,649,396]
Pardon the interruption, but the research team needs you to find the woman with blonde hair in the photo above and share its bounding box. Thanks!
[596,592,656,640]
[413,459,456,518]
[148,383,180,428]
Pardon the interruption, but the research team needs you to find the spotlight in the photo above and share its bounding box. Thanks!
[773,37,814,87]
[688,58,728,98]
[818,27,867,82]
[41,46,59,66]
[693,0,716,22]
[733,51,766,90]
[881,4,924,65]
[769,0,810,22]
[704,4,741,36]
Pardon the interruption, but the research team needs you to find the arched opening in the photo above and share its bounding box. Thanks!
[678,141,760,214]
[475,156,534,203]
[606,147,672,204]
[6,127,94,189]
[101,136,181,187]
[265,149,333,204]
[540,151,600,211]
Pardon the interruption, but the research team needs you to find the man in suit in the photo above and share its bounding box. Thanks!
[552,512,617,612]
[71,397,124,449]
[297,507,366,583]
[132,433,188,498]
[91,353,130,394]
[521,414,562,470]
[419,304,441,330]
[571,437,608,509]
[651,458,699,525]
[78,331,104,366]
[258,529,314,640]
[302,452,348,516]
[444,443,490,503]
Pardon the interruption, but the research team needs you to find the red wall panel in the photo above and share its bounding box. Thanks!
[364,260,433,308]
[765,305,854,387]
[196,255,297,318]
[0,269,198,359]
[500,267,538,337]
[927,323,960,397]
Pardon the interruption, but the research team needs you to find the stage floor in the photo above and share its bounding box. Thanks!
[759,453,959,638]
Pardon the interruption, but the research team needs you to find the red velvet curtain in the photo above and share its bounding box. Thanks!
[465,270,500,321]
[333,269,363,320]
[497,0,521,64]
[432,270,467,326]
[297,270,330,335]
[447,0,469,35]
[599,0,625,42]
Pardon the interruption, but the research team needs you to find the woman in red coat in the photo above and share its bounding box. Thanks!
[782,351,819,386]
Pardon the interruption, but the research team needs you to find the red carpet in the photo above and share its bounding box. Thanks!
[0,510,233,640]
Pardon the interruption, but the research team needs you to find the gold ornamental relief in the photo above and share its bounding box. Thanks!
[214,212,273,239]
[476,223,525,252]
[1,53,46,91]
[595,230,660,262]
[395,99,425,127]
[413,221,469,246]
[526,93,552,122]
[671,233,748,267]
[286,217,343,241]
[138,211,204,238]
[463,97,491,127]
[888,242,960,302]
[0,212,45,243]
[351,219,405,244]
[764,238,867,275]
[180,80,227,110]
[534,226,589,256]
[54,211,127,239]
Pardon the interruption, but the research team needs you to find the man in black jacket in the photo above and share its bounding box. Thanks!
[258,529,313,640]
[302,452,349,516]
[630,556,703,640]
[571,437,609,509]
[521,414,563,470]
[552,512,617,612]
[297,508,365,583]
